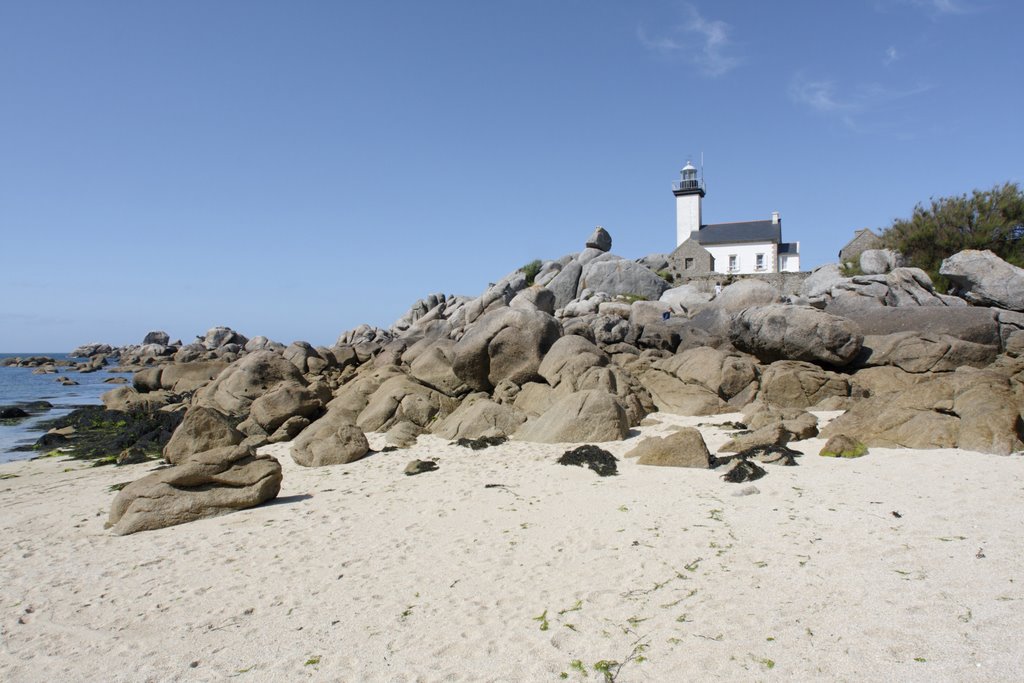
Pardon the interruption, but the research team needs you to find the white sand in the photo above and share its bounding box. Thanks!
[1,412,1023,682]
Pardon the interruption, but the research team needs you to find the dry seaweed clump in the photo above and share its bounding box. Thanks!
[735,444,801,466]
[819,434,868,458]
[454,436,508,450]
[721,458,766,483]
[557,445,618,477]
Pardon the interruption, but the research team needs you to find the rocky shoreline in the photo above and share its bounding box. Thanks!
[27,228,1024,534]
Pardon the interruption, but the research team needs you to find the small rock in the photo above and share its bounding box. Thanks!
[732,485,761,497]
[586,226,612,252]
[0,407,30,419]
[116,446,150,466]
[404,459,438,476]
[819,434,868,458]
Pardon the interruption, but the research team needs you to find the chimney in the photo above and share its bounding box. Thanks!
[771,211,780,225]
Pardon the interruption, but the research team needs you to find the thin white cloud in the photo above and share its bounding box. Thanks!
[876,0,975,15]
[914,0,970,13]
[638,3,739,78]
[883,46,900,66]
[789,73,933,131]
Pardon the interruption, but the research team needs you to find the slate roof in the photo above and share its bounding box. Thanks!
[691,220,781,245]
[778,242,799,254]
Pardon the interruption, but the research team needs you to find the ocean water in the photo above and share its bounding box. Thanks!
[0,353,122,462]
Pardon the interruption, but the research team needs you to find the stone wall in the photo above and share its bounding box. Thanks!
[670,271,812,297]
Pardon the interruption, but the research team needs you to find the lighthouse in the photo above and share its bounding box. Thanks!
[673,161,704,246]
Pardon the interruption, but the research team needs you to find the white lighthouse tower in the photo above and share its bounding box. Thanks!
[673,161,704,246]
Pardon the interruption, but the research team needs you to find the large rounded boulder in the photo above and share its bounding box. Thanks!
[163,406,244,465]
[578,259,670,302]
[290,408,371,467]
[940,250,1024,311]
[731,304,863,366]
[195,350,307,417]
[108,444,282,535]
[514,390,629,443]
[452,308,562,392]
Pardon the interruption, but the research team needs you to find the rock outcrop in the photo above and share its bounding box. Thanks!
[940,250,1024,311]
[107,444,282,535]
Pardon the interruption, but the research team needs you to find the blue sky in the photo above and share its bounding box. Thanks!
[1,0,1021,351]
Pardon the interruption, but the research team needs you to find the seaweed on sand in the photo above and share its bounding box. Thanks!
[557,445,618,477]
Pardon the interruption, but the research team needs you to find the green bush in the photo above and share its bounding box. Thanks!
[880,182,1024,290]
[521,259,543,286]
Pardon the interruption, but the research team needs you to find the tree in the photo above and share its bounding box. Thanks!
[880,182,1024,289]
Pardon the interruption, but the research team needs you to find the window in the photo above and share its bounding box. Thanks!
[728,254,738,272]
[755,253,765,271]
[684,257,694,270]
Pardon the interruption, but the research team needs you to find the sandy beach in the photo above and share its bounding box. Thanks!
[1,411,1022,682]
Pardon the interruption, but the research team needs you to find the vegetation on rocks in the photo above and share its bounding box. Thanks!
[521,259,543,285]
[881,182,1024,289]
[32,406,182,465]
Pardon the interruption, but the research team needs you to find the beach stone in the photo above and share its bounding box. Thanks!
[820,369,1024,455]
[514,390,629,443]
[431,395,526,440]
[839,306,1000,345]
[249,381,322,434]
[107,444,282,535]
[586,226,612,252]
[195,350,306,417]
[732,485,761,497]
[143,331,171,346]
[159,361,230,393]
[538,335,608,390]
[385,421,422,448]
[101,386,175,412]
[718,423,792,453]
[626,428,715,468]
[731,304,862,366]
[283,341,326,374]
[290,409,370,466]
[404,459,438,476]
[201,326,248,350]
[578,259,670,302]
[451,307,562,392]
[859,249,905,275]
[408,340,469,397]
[756,361,850,409]
[820,434,868,458]
[547,261,583,310]
[0,407,30,419]
[857,332,997,372]
[133,367,163,393]
[116,446,150,466]
[661,284,713,312]
[245,336,286,353]
[268,416,310,443]
[713,279,782,312]
[509,286,556,315]
[357,375,449,432]
[800,263,847,304]
[163,406,244,465]
[940,250,1024,311]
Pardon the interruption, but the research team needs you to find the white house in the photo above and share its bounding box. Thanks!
[673,162,800,274]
